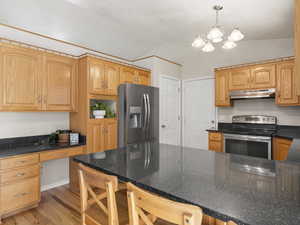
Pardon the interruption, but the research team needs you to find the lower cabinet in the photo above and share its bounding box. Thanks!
[208,132,223,152]
[0,153,40,220]
[87,118,118,153]
[272,137,293,160]
[0,146,86,221]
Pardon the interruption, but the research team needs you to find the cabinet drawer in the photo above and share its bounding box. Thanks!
[1,176,40,213]
[40,146,85,162]
[209,132,222,141]
[0,164,39,184]
[0,154,39,170]
[209,141,223,152]
[68,146,85,157]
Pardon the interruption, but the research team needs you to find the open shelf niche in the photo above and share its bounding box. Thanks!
[89,98,117,119]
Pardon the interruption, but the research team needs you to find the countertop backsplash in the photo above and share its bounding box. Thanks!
[218,98,300,126]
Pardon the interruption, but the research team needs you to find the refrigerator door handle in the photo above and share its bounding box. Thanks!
[143,94,148,129]
[146,94,151,130]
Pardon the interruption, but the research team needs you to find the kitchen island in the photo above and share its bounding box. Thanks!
[74,142,300,225]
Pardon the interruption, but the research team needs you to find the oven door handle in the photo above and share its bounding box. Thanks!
[223,134,271,142]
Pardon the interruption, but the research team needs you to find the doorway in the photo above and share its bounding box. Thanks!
[182,77,216,149]
[159,75,181,145]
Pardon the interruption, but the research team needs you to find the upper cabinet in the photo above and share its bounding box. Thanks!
[105,62,120,96]
[43,53,77,111]
[228,68,251,90]
[250,64,276,89]
[295,0,300,96]
[120,66,136,84]
[88,58,120,96]
[215,70,231,107]
[120,66,151,86]
[0,43,78,112]
[0,44,43,111]
[216,58,297,107]
[276,60,299,105]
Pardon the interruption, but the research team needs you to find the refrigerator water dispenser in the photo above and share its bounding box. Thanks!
[129,106,142,128]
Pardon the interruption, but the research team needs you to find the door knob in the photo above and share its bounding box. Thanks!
[161,125,166,128]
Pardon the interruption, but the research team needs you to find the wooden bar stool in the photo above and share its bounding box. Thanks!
[126,182,203,225]
[78,163,128,225]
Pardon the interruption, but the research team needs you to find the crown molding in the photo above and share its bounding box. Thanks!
[0,23,182,67]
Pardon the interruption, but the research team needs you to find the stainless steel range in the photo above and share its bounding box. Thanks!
[223,115,277,160]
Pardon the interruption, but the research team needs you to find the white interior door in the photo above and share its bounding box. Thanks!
[159,76,181,145]
[183,78,216,149]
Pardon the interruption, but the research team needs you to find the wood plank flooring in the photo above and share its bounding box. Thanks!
[1,184,226,225]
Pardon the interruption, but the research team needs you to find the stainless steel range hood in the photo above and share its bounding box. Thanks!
[229,88,276,100]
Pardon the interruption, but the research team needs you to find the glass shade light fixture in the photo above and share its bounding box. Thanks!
[192,5,244,52]
[202,42,215,52]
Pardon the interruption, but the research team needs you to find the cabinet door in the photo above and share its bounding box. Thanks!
[88,59,106,95]
[0,44,42,111]
[88,122,106,153]
[228,68,251,90]
[250,64,276,89]
[120,67,136,84]
[43,54,77,111]
[105,120,117,150]
[105,62,120,95]
[137,70,150,86]
[215,70,231,106]
[272,138,292,160]
[276,61,298,105]
[295,0,300,96]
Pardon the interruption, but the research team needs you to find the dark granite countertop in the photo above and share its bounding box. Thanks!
[0,135,86,158]
[74,142,300,225]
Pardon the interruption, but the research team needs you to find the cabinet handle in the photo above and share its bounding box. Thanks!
[16,172,26,177]
[17,160,27,164]
[14,192,30,198]
[37,96,42,103]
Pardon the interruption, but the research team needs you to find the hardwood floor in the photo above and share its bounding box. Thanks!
[1,184,227,225]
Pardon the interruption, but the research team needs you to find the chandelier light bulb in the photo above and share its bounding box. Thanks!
[212,37,223,43]
[229,28,244,42]
[192,36,206,48]
[222,40,237,50]
[202,42,215,52]
[207,26,224,41]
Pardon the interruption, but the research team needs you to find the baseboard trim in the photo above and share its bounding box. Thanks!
[41,179,70,192]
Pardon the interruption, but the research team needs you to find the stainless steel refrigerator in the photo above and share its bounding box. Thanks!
[118,83,159,147]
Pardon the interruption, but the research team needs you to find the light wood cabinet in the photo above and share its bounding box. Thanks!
[228,68,251,90]
[136,69,151,86]
[88,119,117,153]
[272,137,293,160]
[120,66,136,84]
[0,43,78,112]
[88,58,106,95]
[43,53,77,111]
[39,146,85,162]
[208,132,223,152]
[88,58,120,96]
[295,0,300,96]
[215,70,231,107]
[0,44,43,111]
[105,62,120,95]
[276,60,299,105]
[0,153,40,220]
[250,64,276,89]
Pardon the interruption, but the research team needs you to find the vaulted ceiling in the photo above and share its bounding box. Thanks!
[0,0,294,61]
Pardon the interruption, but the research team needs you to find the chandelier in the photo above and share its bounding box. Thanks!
[192,5,244,52]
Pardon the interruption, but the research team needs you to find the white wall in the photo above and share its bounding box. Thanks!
[0,112,70,190]
[218,99,300,126]
[181,38,294,78]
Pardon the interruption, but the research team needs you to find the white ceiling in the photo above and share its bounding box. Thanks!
[0,0,294,60]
